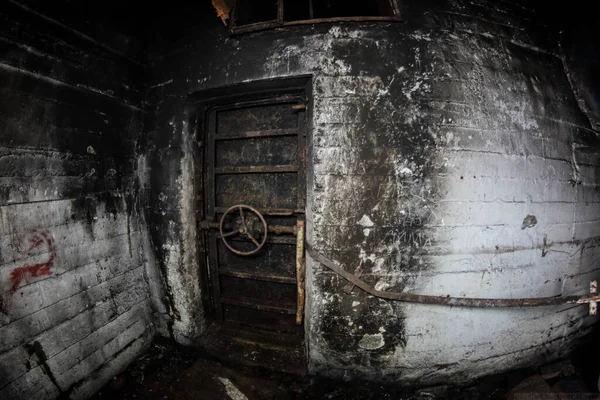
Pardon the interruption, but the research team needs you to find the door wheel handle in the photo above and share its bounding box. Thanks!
[219,204,268,256]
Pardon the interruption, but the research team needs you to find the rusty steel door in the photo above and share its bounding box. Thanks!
[201,95,307,337]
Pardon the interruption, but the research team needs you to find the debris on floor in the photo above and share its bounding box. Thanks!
[506,358,600,400]
[539,360,575,380]
[92,336,600,400]
[506,374,553,400]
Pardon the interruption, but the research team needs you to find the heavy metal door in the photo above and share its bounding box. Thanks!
[201,95,307,338]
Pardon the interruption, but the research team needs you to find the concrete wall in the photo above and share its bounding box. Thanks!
[0,2,156,398]
[144,0,600,385]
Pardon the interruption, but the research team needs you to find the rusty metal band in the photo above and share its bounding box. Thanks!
[295,221,306,324]
[305,245,593,308]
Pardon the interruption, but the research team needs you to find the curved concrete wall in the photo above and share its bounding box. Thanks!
[143,0,600,384]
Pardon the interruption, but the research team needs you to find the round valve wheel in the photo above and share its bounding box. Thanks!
[219,204,268,256]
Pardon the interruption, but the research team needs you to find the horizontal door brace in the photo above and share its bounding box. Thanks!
[199,220,297,235]
[215,128,297,140]
[215,164,298,174]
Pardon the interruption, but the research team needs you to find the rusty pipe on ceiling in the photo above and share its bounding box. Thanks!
[306,245,599,311]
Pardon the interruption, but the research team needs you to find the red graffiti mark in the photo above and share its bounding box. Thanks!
[10,230,56,294]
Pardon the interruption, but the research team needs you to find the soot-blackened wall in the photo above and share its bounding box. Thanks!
[0,2,156,398]
[143,0,600,385]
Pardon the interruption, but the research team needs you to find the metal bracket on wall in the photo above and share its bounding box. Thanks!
[343,268,362,294]
[587,281,597,315]
[571,280,600,315]
[306,244,600,311]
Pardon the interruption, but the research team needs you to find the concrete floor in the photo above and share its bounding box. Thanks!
[91,334,600,400]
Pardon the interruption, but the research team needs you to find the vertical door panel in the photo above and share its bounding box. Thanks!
[205,97,306,334]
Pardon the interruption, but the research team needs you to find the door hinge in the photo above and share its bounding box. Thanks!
[198,220,219,230]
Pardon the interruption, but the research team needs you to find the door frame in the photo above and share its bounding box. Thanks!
[190,76,313,329]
